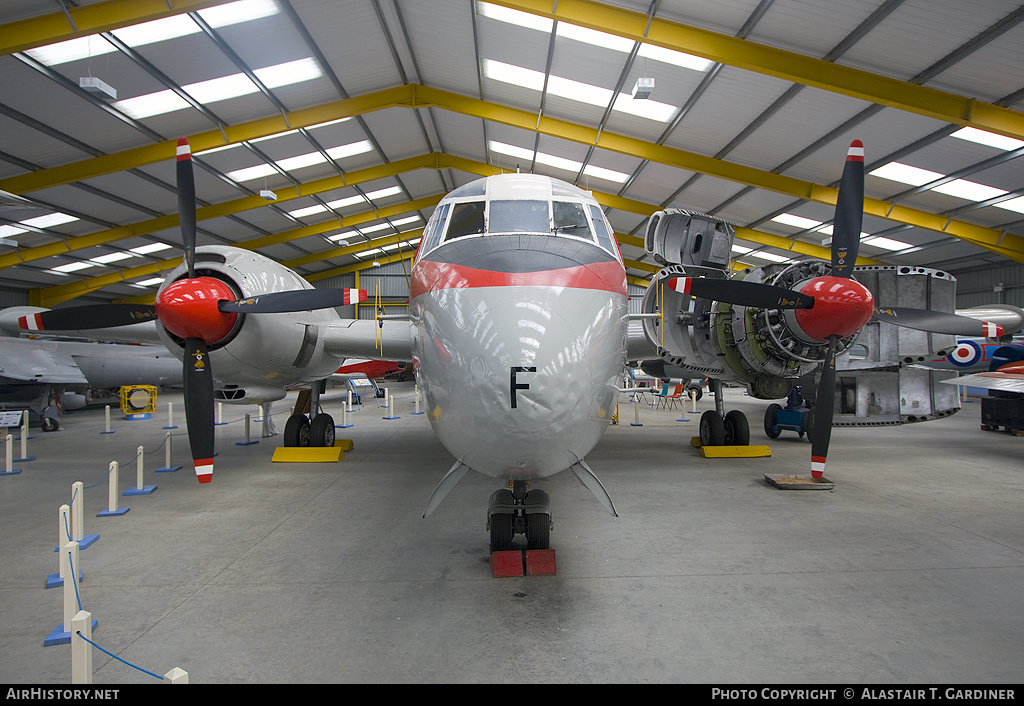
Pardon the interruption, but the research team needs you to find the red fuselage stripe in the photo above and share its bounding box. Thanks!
[410,259,627,298]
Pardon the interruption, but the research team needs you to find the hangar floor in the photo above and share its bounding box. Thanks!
[1,383,1022,684]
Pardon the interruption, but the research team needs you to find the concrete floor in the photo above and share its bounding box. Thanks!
[1,383,1022,684]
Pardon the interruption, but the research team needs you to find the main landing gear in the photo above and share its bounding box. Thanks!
[698,378,750,446]
[283,381,335,447]
[487,480,552,553]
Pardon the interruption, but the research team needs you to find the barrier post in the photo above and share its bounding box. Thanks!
[337,403,353,429]
[383,388,399,420]
[215,401,225,425]
[631,397,643,427]
[412,385,423,415]
[156,431,182,472]
[164,402,177,429]
[70,481,98,550]
[44,541,96,646]
[100,405,114,434]
[97,462,128,516]
[124,446,156,495]
[71,610,94,684]
[16,410,34,462]
[164,667,189,684]
[2,433,20,475]
[45,505,76,588]
[347,390,353,413]
[236,413,258,446]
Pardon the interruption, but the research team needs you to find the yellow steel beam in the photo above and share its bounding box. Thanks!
[1,152,442,272]
[413,86,1024,263]
[491,0,1024,142]
[29,153,880,305]
[0,85,418,196]
[0,0,235,57]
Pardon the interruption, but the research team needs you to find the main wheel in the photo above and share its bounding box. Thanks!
[309,414,335,447]
[525,513,551,550]
[489,513,514,553]
[41,417,59,432]
[764,404,782,438]
[699,410,725,446]
[724,410,750,446]
[283,414,310,447]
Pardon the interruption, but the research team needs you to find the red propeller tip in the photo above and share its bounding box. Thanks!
[847,140,864,162]
[345,288,368,305]
[18,313,42,331]
[984,322,1004,338]
[666,277,690,294]
[176,137,192,162]
[811,456,826,480]
[195,459,213,483]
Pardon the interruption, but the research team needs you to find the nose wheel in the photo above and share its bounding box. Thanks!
[698,380,750,446]
[487,482,552,553]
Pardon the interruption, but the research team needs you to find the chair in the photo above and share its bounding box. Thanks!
[651,382,672,407]
[661,383,685,410]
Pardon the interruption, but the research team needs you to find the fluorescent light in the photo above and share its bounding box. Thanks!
[130,242,173,255]
[115,58,321,119]
[951,127,1024,151]
[26,0,280,66]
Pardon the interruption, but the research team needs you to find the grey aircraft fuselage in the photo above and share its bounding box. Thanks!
[409,173,629,480]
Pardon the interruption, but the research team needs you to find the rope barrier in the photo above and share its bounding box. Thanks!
[75,632,164,681]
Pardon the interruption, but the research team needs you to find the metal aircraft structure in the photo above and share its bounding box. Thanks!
[0,309,181,430]
[17,138,1009,551]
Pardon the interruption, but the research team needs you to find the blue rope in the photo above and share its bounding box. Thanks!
[67,551,82,611]
[75,632,164,681]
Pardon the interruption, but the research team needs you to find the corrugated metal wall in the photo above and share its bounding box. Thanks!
[952,263,1024,309]
[0,288,29,307]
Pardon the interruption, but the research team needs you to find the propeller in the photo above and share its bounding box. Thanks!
[666,140,1005,480]
[16,138,370,484]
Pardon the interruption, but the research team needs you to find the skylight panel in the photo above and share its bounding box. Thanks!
[50,262,95,274]
[89,251,134,265]
[931,179,1007,202]
[489,141,628,183]
[582,164,629,183]
[862,236,911,251]
[637,44,713,72]
[0,225,27,238]
[115,58,321,119]
[288,186,403,219]
[951,127,1024,152]
[482,59,545,91]
[557,23,634,53]
[869,162,943,187]
[993,196,1024,214]
[477,2,553,32]
[611,93,676,122]
[749,251,791,263]
[772,213,822,230]
[132,277,166,288]
[25,0,281,66]
[22,213,78,229]
[130,242,173,255]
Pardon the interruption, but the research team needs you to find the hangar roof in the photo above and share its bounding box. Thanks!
[0,0,1022,305]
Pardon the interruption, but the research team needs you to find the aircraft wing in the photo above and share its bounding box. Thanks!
[0,337,89,384]
[323,319,415,362]
[940,370,1024,394]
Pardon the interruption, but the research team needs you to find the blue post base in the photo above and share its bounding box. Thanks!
[123,485,156,496]
[97,507,129,517]
[163,425,178,429]
[125,413,150,421]
[630,423,643,426]
[45,569,83,589]
[0,469,21,476]
[44,620,97,647]
[235,440,259,446]
[55,535,99,552]
[155,465,182,473]
[336,424,354,429]
[100,430,115,435]
[13,456,35,462]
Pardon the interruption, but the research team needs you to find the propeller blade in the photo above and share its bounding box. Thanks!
[176,138,197,279]
[666,276,814,310]
[830,140,865,279]
[873,307,1005,338]
[19,304,157,331]
[182,337,215,484]
[809,335,839,480]
[217,288,368,314]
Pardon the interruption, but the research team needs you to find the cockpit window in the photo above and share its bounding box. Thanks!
[588,204,619,258]
[489,200,548,233]
[552,201,593,240]
[446,200,485,239]
[420,203,450,253]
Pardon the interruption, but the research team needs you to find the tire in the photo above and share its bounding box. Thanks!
[526,513,551,550]
[724,410,750,446]
[41,417,59,432]
[764,404,782,439]
[699,410,725,446]
[489,513,514,553]
[283,414,310,447]
[309,414,335,447]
